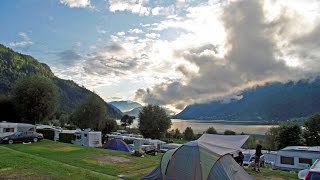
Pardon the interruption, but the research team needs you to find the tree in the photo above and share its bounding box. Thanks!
[166,129,175,139]
[138,104,171,139]
[70,93,107,130]
[303,112,320,146]
[277,122,302,149]
[120,114,135,129]
[102,119,118,134]
[265,127,280,150]
[12,75,58,124]
[206,127,217,134]
[0,95,19,121]
[183,127,194,140]
[224,129,236,135]
[174,128,182,138]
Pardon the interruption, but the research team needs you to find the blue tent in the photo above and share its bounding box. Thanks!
[103,138,132,152]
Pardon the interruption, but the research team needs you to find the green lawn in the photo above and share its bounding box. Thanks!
[0,140,161,180]
[0,140,298,180]
[247,167,297,180]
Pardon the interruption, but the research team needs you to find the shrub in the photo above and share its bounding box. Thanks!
[224,129,236,135]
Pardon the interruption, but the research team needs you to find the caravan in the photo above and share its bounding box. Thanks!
[273,146,320,172]
[72,129,102,147]
[0,121,35,138]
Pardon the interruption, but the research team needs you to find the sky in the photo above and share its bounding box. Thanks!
[1,0,320,112]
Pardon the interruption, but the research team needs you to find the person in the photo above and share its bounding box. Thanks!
[236,151,244,166]
[254,140,263,172]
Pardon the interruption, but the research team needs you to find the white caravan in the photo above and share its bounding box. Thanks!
[72,129,102,147]
[273,146,320,172]
[0,121,35,138]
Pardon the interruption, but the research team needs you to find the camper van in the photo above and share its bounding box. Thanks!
[273,146,320,172]
[72,129,102,147]
[0,121,35,138]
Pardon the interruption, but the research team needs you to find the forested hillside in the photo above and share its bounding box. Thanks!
[176,79,320,122]
[0,44,122,119]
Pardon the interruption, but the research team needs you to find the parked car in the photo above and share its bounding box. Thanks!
[243,152,265,167]
[298,159,320,180]
[0,131,43,144]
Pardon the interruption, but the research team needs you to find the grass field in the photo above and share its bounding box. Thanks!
[0,140,298,180]
[0,140,160,180]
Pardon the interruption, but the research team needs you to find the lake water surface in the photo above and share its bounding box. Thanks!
[124,119,277,135]
[170,119,277,135]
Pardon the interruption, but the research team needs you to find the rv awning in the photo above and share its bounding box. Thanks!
[198,134,250,155]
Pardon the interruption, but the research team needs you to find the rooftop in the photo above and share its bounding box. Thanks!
[281,146,320,152]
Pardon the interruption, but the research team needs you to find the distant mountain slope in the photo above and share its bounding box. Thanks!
[0,44,122,119]
[175,79,320,122]
[109,101,142,112]
[123,106,175,118]
[124,107,143,117]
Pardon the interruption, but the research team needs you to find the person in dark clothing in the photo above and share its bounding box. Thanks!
[234,151,244,166]
[237,151,244,166]
[254,140,263,172]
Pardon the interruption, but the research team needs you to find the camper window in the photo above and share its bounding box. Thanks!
[4,128,14,132]
[299,158,313,166]
[76,135,81,140]
[280,156,294,165]
[84,134,87,137]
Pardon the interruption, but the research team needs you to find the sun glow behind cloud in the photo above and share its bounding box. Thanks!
[8,0,319,111]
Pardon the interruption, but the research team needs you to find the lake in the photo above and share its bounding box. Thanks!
[121,119,277,135]
[170,119,277,135]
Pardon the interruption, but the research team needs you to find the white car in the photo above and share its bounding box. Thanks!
[298,159,320,180]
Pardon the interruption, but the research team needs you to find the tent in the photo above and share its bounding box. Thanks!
[103,138,132,152]
[143,134,252,180]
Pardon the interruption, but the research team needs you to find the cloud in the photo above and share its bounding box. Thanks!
[59,0,91,8]
[96,26,107,34]
[145,33,160,39]
[151,5,175,16]
[82,42,148,76]
[128,28,144,34]
[56,49,83,66]
[135,0,320,109]
[9,32,33,47]
[108,0,151,16]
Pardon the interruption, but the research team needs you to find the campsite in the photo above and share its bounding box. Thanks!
[0,140,298,180]
[1,1,320,179]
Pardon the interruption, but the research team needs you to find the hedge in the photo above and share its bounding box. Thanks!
[36,129,55,141]
[59,133,74,144]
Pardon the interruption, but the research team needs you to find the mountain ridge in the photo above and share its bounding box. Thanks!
[175,79,320,122]
[0,44,123,119]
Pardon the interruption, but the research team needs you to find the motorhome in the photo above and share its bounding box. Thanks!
[0,121,35,138]
[72,129,102,147]
[273,146,320,172]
